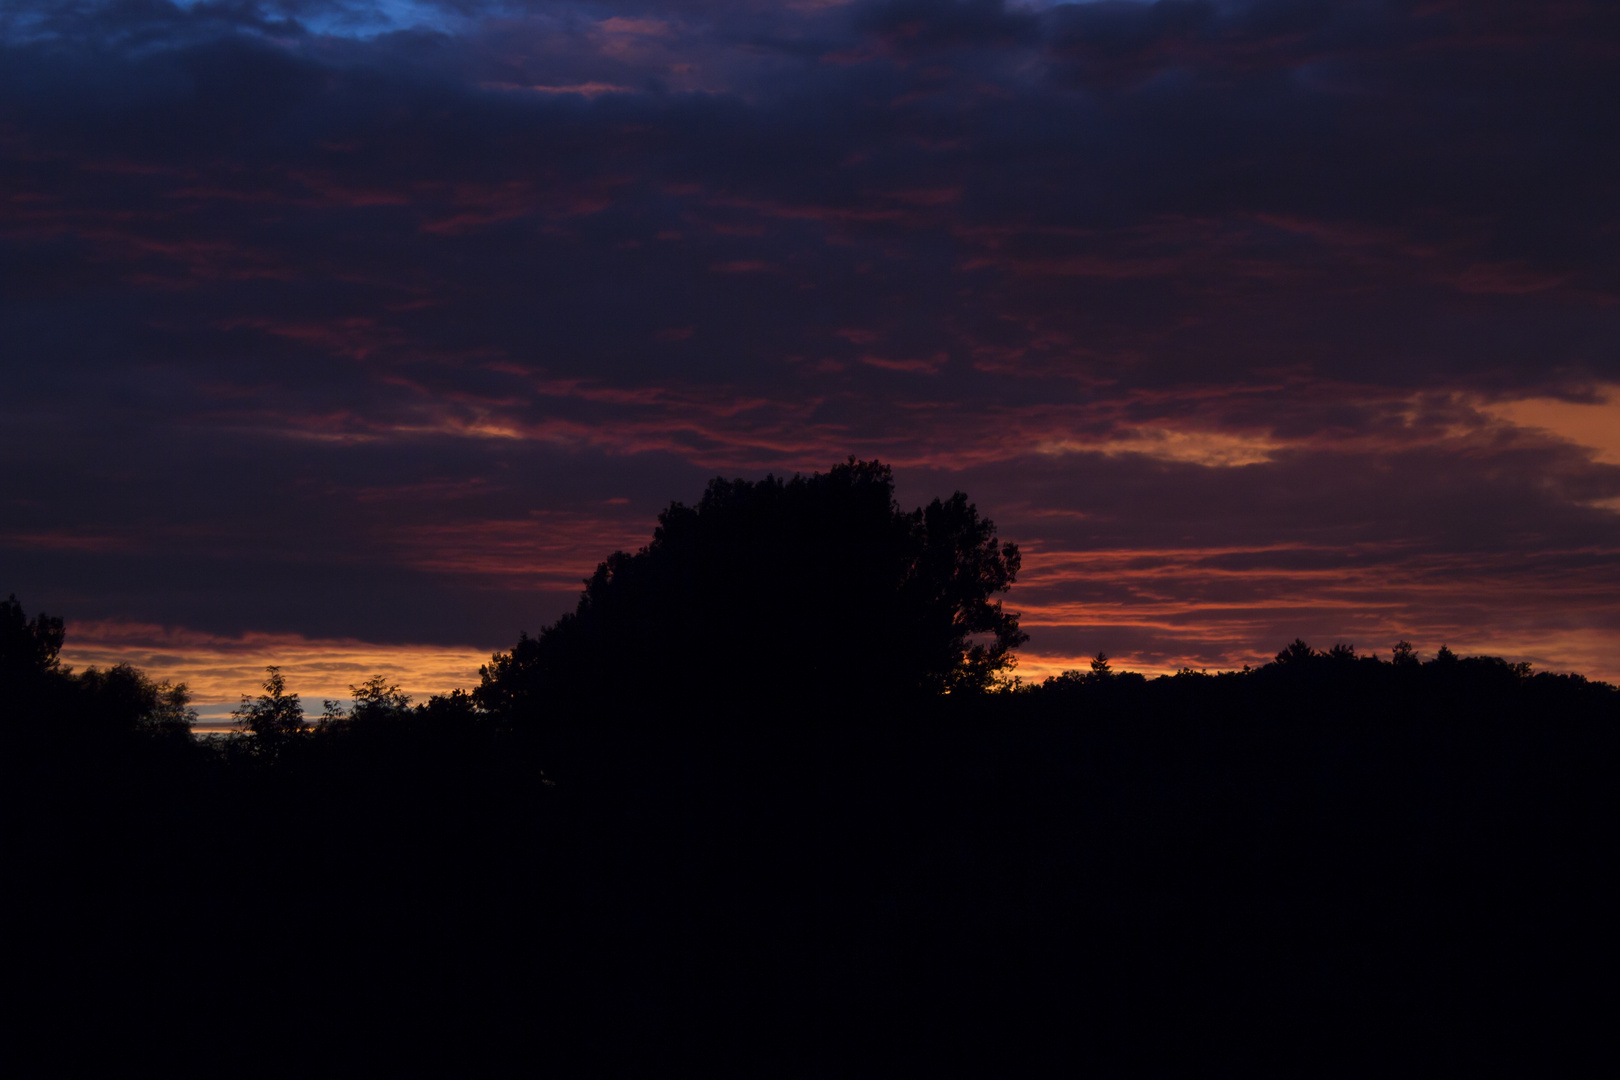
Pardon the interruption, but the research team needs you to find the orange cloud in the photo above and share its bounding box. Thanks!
[1479,385,1620,468]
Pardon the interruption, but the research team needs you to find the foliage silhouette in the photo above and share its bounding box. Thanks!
[232,665,306,743]
[320,674,414,729]
[476,458,1026,718]
[1,592,65,688]
[348,674,412,720]
[72,662,197,738]
[1275,637,1316,665]
[1024,636,1615,727]
[2,594,196,737]
[9,527,1620,1072]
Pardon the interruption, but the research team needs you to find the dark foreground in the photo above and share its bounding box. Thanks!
[13,675,1620,1075]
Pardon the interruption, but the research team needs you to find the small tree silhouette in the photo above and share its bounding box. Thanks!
[233,666,305,739]
[321,674,412,726]
[349,675,411,719]
[1274,639,1316,665]
[75,663,196,735]
[1,593,65,688]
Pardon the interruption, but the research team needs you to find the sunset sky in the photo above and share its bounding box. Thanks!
[3,0,1617,710]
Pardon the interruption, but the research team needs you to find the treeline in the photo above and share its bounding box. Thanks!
[7,580,1614,747]
[12,613,1618,1072]
[1020,639,1618,726]
[1,594,195,741]
[8,458,1613,742]
[8,460,1620,1071]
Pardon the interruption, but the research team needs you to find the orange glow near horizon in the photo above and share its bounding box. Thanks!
[1008,539,1620,685]
[60,621,493,711]
[59,545,1620,716]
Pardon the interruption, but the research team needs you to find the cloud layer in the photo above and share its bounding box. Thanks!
[4,0,1617,696]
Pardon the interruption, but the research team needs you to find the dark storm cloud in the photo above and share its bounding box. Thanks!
[3,0,1618,692]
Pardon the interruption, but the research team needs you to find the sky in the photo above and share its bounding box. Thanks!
[3,0,1618,710]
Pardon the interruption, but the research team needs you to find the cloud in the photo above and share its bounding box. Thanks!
[1478,385,1620,468]
[3,0,1618,682]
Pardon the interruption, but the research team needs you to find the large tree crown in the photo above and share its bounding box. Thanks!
[477,459,1025,716]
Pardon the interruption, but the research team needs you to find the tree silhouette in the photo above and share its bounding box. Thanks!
[233,666,305,740]
[349,675,411,720]
[1,593,65,690]
[74,663,196,736]
[2,595,195,736]
[477,459,1026,717]
[1274,638,1316,665]
[321,674,412,727]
